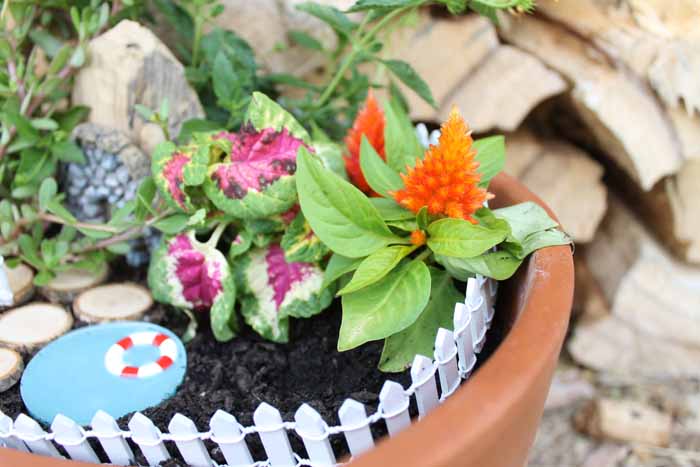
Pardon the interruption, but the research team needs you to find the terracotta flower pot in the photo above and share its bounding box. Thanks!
[0,173,574,467]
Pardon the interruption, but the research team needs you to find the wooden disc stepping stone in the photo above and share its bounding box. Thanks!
[1,263,35,309]
[0,303,73,351]
[0,348,23,392]
[40,263,109,304]
[74,283,152,323]
[21,322,186,425]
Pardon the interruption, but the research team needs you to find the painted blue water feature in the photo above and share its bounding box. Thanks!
[21,322,186,425]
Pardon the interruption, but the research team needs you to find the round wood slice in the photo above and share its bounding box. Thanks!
[0,347,23,392]
[0,303,73,351]
[1,263,35,309]
[40,263,109,304]
[73,283,152,323]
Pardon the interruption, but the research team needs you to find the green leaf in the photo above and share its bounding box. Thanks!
[34,270,54,287]
[47,199,77,224]
[29,29,63,56]
[182,144,209,186]
[348,0,424,11]
[178,119,222,143]
[55,106,89,132]
[295,2,357,37]
[296,147,404,258]
[416,206,429,230]
[359,136,403,198]
[153,214,190,234]
[322,253,363,289]
[473,135,505,188]
[369,198,414,221]
[435,250,522,281]
[212,51,241,105]
[51,140,86,164]
[338,245,416,295]
[314,141,348,180]
[288,30,324,51]
[338,259,431,351]
[517,229,572,259]
[427,217,508,258]
[381,59,436,108]
[30,118,58,131]
[383,98,424,172]
[106,242,131,255]
[379,268,461,372]
[38,178,57,212]
[135,176,157,220]
[468,1,498,22]
[76,226,113,240]
[493,202,558,244]
[436,0,468,13]
[18,234,43,269]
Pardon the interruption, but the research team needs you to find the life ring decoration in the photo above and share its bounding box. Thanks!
[104,331,178,378]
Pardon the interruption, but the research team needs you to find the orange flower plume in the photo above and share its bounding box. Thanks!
[344,91,385,195]
[392,107,492,223]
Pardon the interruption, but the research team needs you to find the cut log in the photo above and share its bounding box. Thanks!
[73,283,152,323]
[389,12,499,122]
[0,347,23,392]
[72,20,204,153]
[569,195,700,378]
[0,303,73,351]
[40,264,109,305]
[1,262,34,309]
[441,45,566,132]
[575,398,672,447]
[499,13,683,190]
[504,130,607,243]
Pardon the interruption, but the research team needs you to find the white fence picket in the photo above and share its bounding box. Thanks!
[91,410,134,466]
[210,410,254,466]
[253,402,295,467]
[409,355,438,418]
[453,303,476,377]
[0,412,27,452]
[338,399,374,457]
[168,413,212,467]
[51,414,99,463]
[128,412,170,466]
[435,329,460,400]
[379,381,410,437]
[466,278,487,352]
[294,404,336,466]
[13,414,61,458]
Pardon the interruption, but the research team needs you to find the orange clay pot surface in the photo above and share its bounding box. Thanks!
[0,173,574,467]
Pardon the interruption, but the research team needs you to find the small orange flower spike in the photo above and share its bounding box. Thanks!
[343,91,386,195]
[392,107,492,224]
[410,229,427,246]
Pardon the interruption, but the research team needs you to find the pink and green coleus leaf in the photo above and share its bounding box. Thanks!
[235,244,333,342]
[148,230,237,341]
[203,126,309,219]
[246,92,310,144]
[152,141,210,212]
[281,211,329,263]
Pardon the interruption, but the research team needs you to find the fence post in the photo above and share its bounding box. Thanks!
[435,328,460,400]
[168,413,212,467]
[128,412,170,466]
[453,303,476,377]
[466,278,487,352]
[0,411,27,452]
[51,414,99,463]
[253,402,295,467]
[338,399,374,457]
[13,414,61,458]
[379,381,410,436]
[294,404,336,466]
[91,410,134,466]
[210,410,254,466]
[410,354,438,418]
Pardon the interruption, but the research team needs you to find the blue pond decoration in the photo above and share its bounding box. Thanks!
[21,322,186,425]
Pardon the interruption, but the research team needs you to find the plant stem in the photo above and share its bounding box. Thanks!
[315,6,412,109]
[206,222,228,247]
[192,16,204,68]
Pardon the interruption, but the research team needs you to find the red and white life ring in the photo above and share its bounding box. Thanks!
[104,331,178,378]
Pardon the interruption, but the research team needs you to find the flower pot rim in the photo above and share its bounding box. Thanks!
[0,172,574,467]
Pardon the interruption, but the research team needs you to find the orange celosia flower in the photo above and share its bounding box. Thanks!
[410,229,427,246]
[392,107,492,224]
[344,91,385,195]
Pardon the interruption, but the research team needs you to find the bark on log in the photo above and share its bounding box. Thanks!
[569,195,700,378]
[504,130,607,243]
[499,12,683,190]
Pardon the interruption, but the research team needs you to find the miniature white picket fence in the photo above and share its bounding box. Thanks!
[0,276,497,467]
